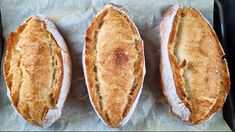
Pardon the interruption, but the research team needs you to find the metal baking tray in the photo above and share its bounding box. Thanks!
[214,0,235,131]
[0,0,234,130]
[0,10,3,63]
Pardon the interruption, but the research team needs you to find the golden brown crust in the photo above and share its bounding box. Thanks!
[4,16,63,126]
[160,6,230,124]
[84,5,144,127]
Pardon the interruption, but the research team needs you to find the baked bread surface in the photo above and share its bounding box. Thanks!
[84,5,145,127]
[160,6,230,124]
[4,16,64,126]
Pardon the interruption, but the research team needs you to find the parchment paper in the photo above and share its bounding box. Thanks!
[0,0,231,131]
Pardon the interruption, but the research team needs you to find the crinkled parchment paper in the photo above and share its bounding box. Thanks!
[0,0,231,131]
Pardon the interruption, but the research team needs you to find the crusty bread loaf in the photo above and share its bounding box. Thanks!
[4,15,71,128]
[83,5,145,128]
[159,5,230,124]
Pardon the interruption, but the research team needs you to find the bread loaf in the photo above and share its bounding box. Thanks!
[83,5,146,128]
[159,5,230,124]
[4,15,71,128]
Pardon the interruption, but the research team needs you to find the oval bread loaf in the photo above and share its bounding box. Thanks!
[4,15,72,128]
[83,5,146,128]
[159,5,230,124]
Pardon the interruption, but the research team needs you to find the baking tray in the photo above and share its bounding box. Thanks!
[0,1,233,130]
[214,0,235,131]
[0,10,3,63]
